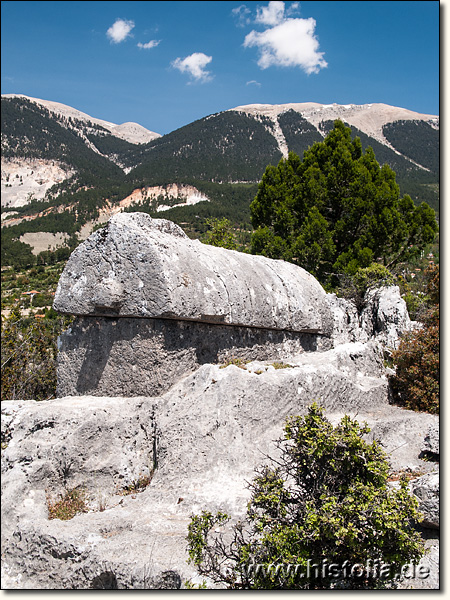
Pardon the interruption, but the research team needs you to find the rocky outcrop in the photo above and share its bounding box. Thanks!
[117,184,210,213]
[54,213,333,333]
[53,213,411,398]
[1,158,75,209]
[412,472,439,529]
[2,213,437,589]
[1,356,439,589]
[53,213,340,397]
[421,424,440,457]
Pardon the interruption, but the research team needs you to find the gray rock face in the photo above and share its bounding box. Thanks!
[53,212,333,335]
[422,424,439,456]
[56,316,331,398]
[52,214,413,398]
[412,472,440,529]
[326,286,412,349]
[360,286,412,349]
[1,343,439,589]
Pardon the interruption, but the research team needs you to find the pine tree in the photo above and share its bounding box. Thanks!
[250,121,437,287]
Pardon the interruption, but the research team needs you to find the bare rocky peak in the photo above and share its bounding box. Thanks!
[230,101,439,150]
[2,94,161,144]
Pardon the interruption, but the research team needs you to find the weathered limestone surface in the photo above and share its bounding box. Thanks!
[1,349,439,589]
[56,316,330,397]
[325,286,413,349]
[411,472,440,530]
[53,214,412,398]
[53,212,333,334]
[421,424,440,456]
[2,214,436,589]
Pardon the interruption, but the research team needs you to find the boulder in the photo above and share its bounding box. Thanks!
[411,471,440,529]
[326,286,412,349]
[421,424,439,457]
[360,286,412,349]
[53,213,333,335]
[52,214,413,398]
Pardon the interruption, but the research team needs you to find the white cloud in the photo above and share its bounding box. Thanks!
[106,18,135,44]
[246,80,262,87]
[137,40,160,49]
[232,5,252,27]
[171,53,213,83]
[244,2,327,74]
[255,1,285,26]
[286,2,300,17]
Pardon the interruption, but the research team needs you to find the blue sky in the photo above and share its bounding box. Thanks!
[1,1,440,135]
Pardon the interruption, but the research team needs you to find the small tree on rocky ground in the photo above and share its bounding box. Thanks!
[1,303,72,401]
[337,262,395,313]
[187,404,425,589]
[390,264,439,414]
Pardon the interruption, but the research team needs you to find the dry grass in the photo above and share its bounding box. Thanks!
[47,488,88,520]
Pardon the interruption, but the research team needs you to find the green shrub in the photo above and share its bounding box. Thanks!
[1,303,72,401]
[338,263,395,312]
[187,404,425,589]
[390,265,439,414]
[201,218,238,250]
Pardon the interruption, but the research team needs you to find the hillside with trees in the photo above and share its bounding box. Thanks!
[126,111,283,184]
[1,97,439,270]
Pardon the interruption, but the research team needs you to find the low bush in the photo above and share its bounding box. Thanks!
[1,303,72,401]
[187,404,425,589]
[390,265,439,414]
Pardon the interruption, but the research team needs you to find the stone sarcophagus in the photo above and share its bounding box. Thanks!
[53,213,335,397]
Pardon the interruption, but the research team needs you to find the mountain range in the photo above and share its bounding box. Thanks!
[1,94,439,265]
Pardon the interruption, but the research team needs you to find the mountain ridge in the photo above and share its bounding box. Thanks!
[1,94,439,266]
[2,93,161,145]
[228,101,439,162]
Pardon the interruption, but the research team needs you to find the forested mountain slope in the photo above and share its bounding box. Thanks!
[1,96,439,267]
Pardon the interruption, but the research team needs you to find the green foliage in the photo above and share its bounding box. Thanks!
[319,120,439,215]
[338,263,395,313]
[1,97,122,181]
[201,218,238,250]
[278,110,323,157]
[127,111,283,184]
[250,121,438,288]
[0,237,36,268]
[390,265,439,414]
[187,404,425,589]
[1,302,72,401]
[219,357,249,370]
[2,100,438,267]
[383,120,439,175]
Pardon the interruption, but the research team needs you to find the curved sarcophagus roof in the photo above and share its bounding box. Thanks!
[54,213,333,335]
